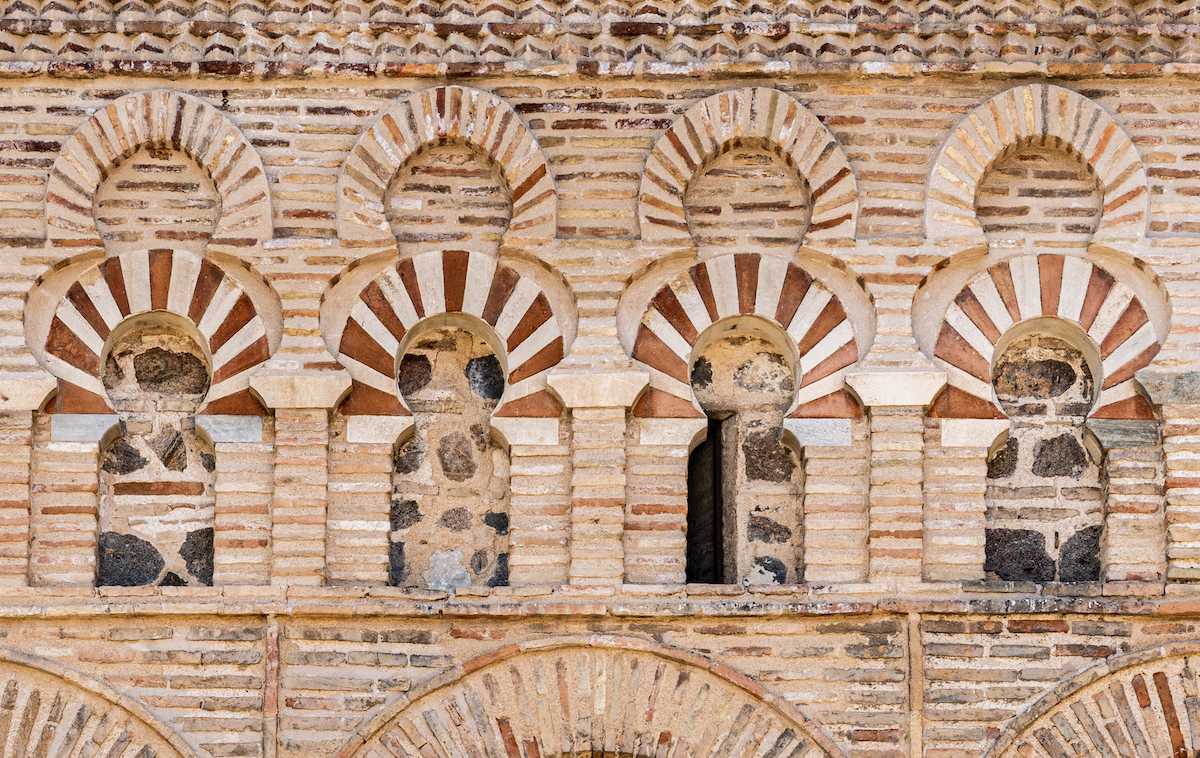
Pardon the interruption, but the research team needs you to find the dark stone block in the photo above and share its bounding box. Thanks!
[390,499,422,531]
[469,422,488,451]
[438,431,478,481]
[200,451,216,472]
[747,513,792,544]
[984,528,1055,583]
[159,572,186,586]
[488,552,509,587]
[483,511,509,535]
[987,436,1018,479]
[1058,525,1102,582]
[1032,433,1088,478]
[102,438,147,475]
[994,358,1077,400]
[742,429,795,482]
[388,541,406,586]
[134,347,209,396]
[393,438,425,475]
[180,527,214,585]
[98,531,164,587]
[470,549,487,574]
[753,555,787,584]
[690,356,713,389]
[397,354,432,397]
[465,354,504,401]
[438,506,472,532]
[149,428,187,471]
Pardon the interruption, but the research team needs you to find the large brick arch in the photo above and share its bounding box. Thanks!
[337,86,557,245]
[45,89,272,249]
[631,252,865,417]
[925,83,1148,246]
[638,86,857,249]
[987,641,1200,758]
[337,636,847,758]
[29,249,273,409]
[923,253,1165,420]
[0,645,199,758]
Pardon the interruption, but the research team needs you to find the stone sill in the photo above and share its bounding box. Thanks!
[0,580,1197,617]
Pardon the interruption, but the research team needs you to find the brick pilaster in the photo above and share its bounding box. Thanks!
[1105,443,1166,585]
[214,433,275,586]
[509,440,571,586]
[0,410,32,587]
[1162,403,1200,581]
[802,418,871,584]
[271,408,330,586]
[325,431,391,586]
[922,418,988,583]
[867,406,926,582]
[29,413,99,587]
[567,406,627,585]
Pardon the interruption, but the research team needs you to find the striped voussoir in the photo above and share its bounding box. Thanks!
[335,249,565,403]
[639,86,856,249]
[990,644,1200,758]
[345,642,844,758]
[41,249,270,404]
[337,85,556,244]
[632,252,859,416]
[45,89,272,249]
[926,83,1148,245]
[933,253,1160,419]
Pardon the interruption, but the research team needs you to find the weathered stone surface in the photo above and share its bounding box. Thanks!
[1032,433,1088,478]
[984,529,1055,584]
[987,436,1018,479]
[1058,525,1103,583]
[180,527,214,586]
[98,531,164,587]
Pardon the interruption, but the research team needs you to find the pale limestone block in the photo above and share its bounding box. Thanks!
[50,414,118,442]
[345,415,414,444]
[846,369,946,407]
[940,419,1010,448]
[198,415,264,443]
[492,417,559,446]
[638,418,707,447]
[547,370,648,408]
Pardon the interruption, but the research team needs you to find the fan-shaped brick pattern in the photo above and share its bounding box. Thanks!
[633,253,859,416]
[0,651,194,758]
[639,87,856,249]
[40,249,270,404]
[926,84,1147,245]
[932,253,1160,419]
[342,640,844,758]
[45,89,271,250]
[338,86,556,245]
[990,644,1200,758]
[335,249,565,405]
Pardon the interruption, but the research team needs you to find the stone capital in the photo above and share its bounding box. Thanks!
[547,370,649,409]
[0,372,58,412]
[250,371,352,410]
[845,369,947,408]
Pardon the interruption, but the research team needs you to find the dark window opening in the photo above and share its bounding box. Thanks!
[686,418,724,583]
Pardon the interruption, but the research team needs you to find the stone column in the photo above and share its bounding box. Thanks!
[0,373,57,586]
[847,370,945,585]
[252,370,351,587]
[549,370,648,586]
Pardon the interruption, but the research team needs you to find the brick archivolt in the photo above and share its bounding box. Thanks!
[638,87,856,251]
[45,89,272,253]
[917,252,1169,420]
[0,645,197,758]
[340,637,845,758]
[925,83,1148,248]
[27,249,275,409]
[629,252,869,417]
[988,641,1200,758]
[324,249,570,411]
[337,85,556,248]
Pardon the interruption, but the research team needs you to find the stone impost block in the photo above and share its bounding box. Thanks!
[548,370,649,409]
[846,369,947,408]
[250,371,352,410]
[0,373,57,412]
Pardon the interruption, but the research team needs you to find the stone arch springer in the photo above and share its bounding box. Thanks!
[986,640,1200,758]
[27,248,277,410]
[45,89,272,249]
[336,635,847,758]
[0,644,199,758]
[337,86,557,246]
[925,83,1148,247]
[638,86,857,249]
[627,251,872,418]
[916,251,1169,420]
[323,248,573,414]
